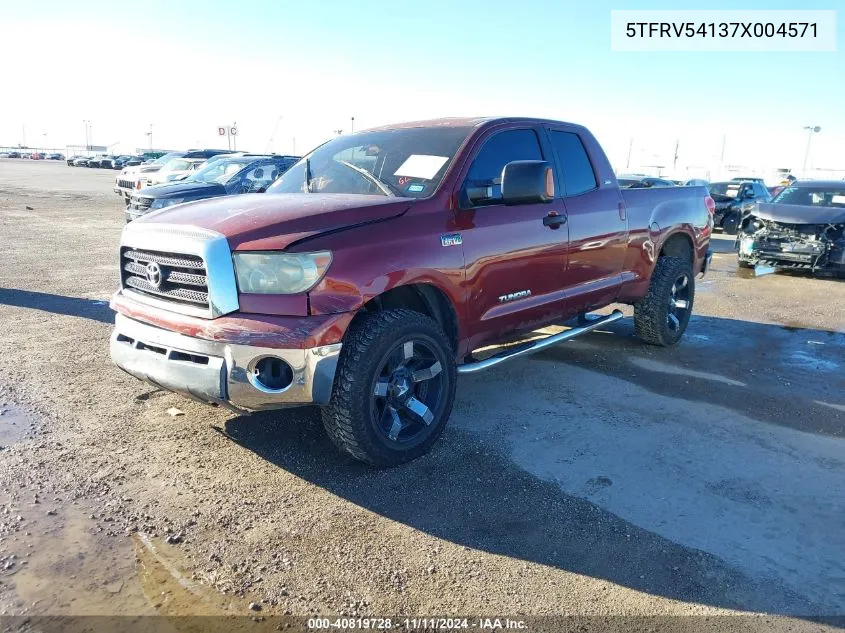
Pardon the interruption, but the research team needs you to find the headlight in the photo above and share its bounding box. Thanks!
[233,251,332,294]
[150,198,185,210]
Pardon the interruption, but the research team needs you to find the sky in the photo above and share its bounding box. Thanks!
[0,0,842,179]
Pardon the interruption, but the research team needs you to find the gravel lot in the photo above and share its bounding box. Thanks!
[0,160,843,629]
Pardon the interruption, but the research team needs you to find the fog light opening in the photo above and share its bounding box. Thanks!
[251,356,293,392]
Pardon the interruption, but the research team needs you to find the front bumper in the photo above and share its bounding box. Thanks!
[110,313,342,412]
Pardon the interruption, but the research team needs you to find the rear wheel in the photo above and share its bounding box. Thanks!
[322,309,456,466]
[634,256,694,346]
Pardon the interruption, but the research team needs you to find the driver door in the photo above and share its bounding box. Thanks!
[456,127,570,352]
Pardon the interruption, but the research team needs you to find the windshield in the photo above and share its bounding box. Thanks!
[773,186,845,208]
[708,182,742,198]
[163,159,192,172]
[267,126,473,198]
[189,159,254,184]
[153,152,183,165]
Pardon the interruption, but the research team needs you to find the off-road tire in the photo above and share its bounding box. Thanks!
[634,256,695,346]
[321,309,456,467]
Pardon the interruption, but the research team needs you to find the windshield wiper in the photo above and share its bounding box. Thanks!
[304,157,313,193]
[338,161,396,197]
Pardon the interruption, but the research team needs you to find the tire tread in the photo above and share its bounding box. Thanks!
[634,256,694,347]
[321,309,455,466]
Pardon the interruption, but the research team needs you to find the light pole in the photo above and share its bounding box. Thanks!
[351,117,355,135]
[82,120,89,151]
[802,125,821,175]
[146,124,153,150]
[334,129,343,136]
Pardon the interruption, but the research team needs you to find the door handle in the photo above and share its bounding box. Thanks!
[543,211,566,228]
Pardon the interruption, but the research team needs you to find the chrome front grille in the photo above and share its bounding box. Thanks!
[118,177,135,189]
[118,223,239,318]
[129,196,153,211]
[121,248,209,309]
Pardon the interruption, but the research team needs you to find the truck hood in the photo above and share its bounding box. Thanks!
[138,193,415,250]
[122,164,163,177]
[752,203,845,225]
[138,180,226,200]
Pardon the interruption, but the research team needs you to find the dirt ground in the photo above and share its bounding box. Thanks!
[0,160,843,631]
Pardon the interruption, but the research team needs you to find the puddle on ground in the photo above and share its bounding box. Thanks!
[0,469,258,630]
[0,501,153,616]
[0,404,34,447]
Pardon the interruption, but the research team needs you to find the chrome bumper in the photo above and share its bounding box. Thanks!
[110,313,341,412]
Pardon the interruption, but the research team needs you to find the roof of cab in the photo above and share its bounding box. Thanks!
[361,116,586,133]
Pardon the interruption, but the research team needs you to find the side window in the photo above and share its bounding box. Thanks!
[548,131,597,196]
[242,163,274,192]
[465,129,543,205]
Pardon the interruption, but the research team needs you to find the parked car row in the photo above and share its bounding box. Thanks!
[124,154,300,222]
[113,149,236,202]
[67,154,150,169]
[1,151,65,160]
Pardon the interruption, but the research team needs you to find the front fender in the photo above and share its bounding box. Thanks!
[302,211,466,320]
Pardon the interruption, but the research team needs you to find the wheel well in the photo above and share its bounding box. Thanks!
[659,233,693,262]
[359,284,459,352]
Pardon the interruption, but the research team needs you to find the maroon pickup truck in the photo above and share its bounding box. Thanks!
[110,117,714,466]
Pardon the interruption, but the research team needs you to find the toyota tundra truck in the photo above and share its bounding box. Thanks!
[110,117,714,466]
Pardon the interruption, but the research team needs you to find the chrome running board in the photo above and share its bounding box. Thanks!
[457,309,624,375]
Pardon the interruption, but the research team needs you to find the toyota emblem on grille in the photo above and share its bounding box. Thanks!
[145,262,163,288]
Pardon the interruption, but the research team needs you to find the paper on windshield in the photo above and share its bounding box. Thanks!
[394,155,449,180]
[830,195,845,205]
[725,186,739,198]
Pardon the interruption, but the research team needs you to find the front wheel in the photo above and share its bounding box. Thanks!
[634,256,695,346]
[721,212,740,235]
[322,309,456,467]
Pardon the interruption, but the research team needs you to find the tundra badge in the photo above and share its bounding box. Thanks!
[440,233,462,247]
[498,290,532,303]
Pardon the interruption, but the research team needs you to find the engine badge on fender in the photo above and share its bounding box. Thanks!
[440,233,462,247]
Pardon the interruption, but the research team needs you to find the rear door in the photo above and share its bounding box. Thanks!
[545,126,629,313]
[457,126,570,350]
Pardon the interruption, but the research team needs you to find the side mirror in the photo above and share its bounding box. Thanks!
[501,160,554,205]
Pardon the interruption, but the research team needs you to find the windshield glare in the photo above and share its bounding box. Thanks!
[190,159,253,184]
[773,186,845,207]
[267,126,473,197]
[163,159,193,171]
[708,182,741,198]
[153,153,181,165]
